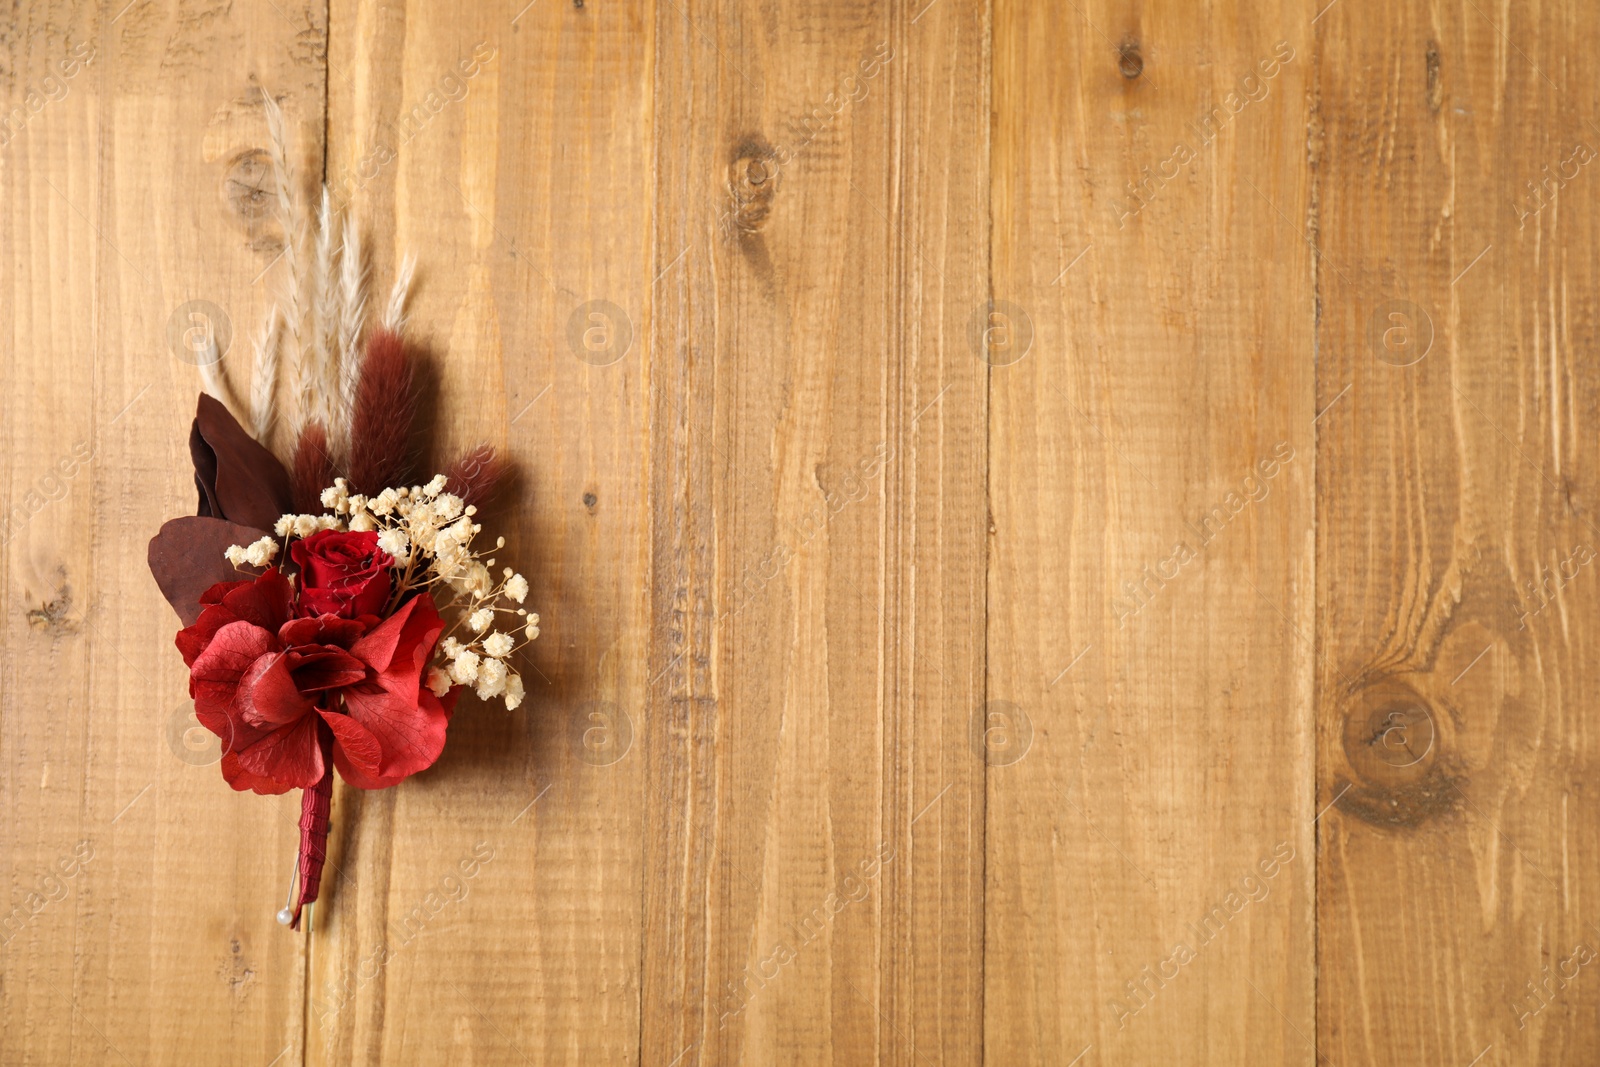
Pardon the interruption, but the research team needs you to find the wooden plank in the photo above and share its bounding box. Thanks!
[1314,2,1600,1063]
[0,3,325,1065]
[643,0,988,1062]
[307,2,654,1064]
[986,1,1316,1063]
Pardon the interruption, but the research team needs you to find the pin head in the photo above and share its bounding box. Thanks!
[276,907,294,926]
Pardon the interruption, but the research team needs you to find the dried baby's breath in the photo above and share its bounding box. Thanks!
[267,475,538,710]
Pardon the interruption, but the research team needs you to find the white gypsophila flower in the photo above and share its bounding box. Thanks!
[433,516,471,553]
[348,510,376,532]
[224,544,248,566]
[504,573,529,603]
[434,493,464,521]
[244,536,279,567]
[445,561,491,599]
[468,608,495,633]
[369,487,400,517]
[503,673,525,711]
[524,613,540,640]
[320,478,350,513]
[426,666,453,697]
[476,657,508,699]
[425,473,449,496]
[483,631,514,658]
[293,514,320,538]
[376,528,410,562]
[441,636,463,658]
[448,649,480,684]
[409,519,438,556]
[274,515,294,537]
[430,530,461,563]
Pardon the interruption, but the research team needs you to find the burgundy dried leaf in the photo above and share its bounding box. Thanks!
[292,422,338,514]
[147,516,270,626]
[347,327,418,495]
[194,394,294,530]
[444,444,508,510]
[189,420,220,518]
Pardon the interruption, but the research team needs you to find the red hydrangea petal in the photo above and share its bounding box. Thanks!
[233,713,325,789]
[220,751,296,795]
[331,747,409,790]
[350,593,440,684]
[218,568,293,632]
[177,604,235,667]
[189,620,279,723]
[320,710,384,776]
[238,652,313,727]
[200,580,250,607]
[340,685,451,782]
[285,646,367,692]
[279,615,369,649]
[192,705,238,753]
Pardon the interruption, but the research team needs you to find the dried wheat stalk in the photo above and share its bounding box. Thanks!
[382,253,416,333]
[249,305,283,440]
[336,211,366,449]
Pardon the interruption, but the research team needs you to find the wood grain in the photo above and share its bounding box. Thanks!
[6,0,1600,1063]
[644,0,987,1062]
[1314,2,1600,1063]
[0,4,325,1066]
[311,1,653,1064]
[986,1,1315,1063]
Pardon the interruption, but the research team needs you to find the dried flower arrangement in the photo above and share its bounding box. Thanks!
[147,92,533,930]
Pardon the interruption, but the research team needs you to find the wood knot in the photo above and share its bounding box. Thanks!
[725,140,779,234]
[1425,40,1443,111]
[1117,38,1144,80]
[221,148,283,253]
[1334,678,1461,829]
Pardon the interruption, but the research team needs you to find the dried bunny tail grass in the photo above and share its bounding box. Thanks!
[292,422,337,514]
[445,444,509,510]
[309,187,339,431]
[250,304,283,440]
[381,253,416,333]
[347,327,418,494]
[261,90,307,423]
[335,211,366,445]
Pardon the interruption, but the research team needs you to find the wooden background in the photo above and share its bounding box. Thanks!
[3,0,1598,1063]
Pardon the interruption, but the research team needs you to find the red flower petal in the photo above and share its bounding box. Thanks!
[189,620,279,726]
[237,651,314,727]
[340,685,450,782]
[349,593,437,682]
[279,614,369,649]
[331,746,409,790]
[320,710,384,776]
[284,646,368,692]
[234,713,325,789]
[217,568,294,632]
[220,751,296,795]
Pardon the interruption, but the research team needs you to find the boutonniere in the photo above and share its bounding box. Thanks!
[147,92,536,930]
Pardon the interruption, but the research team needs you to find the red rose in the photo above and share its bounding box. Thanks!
[291,529,393,618]
[178,569,456,795]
